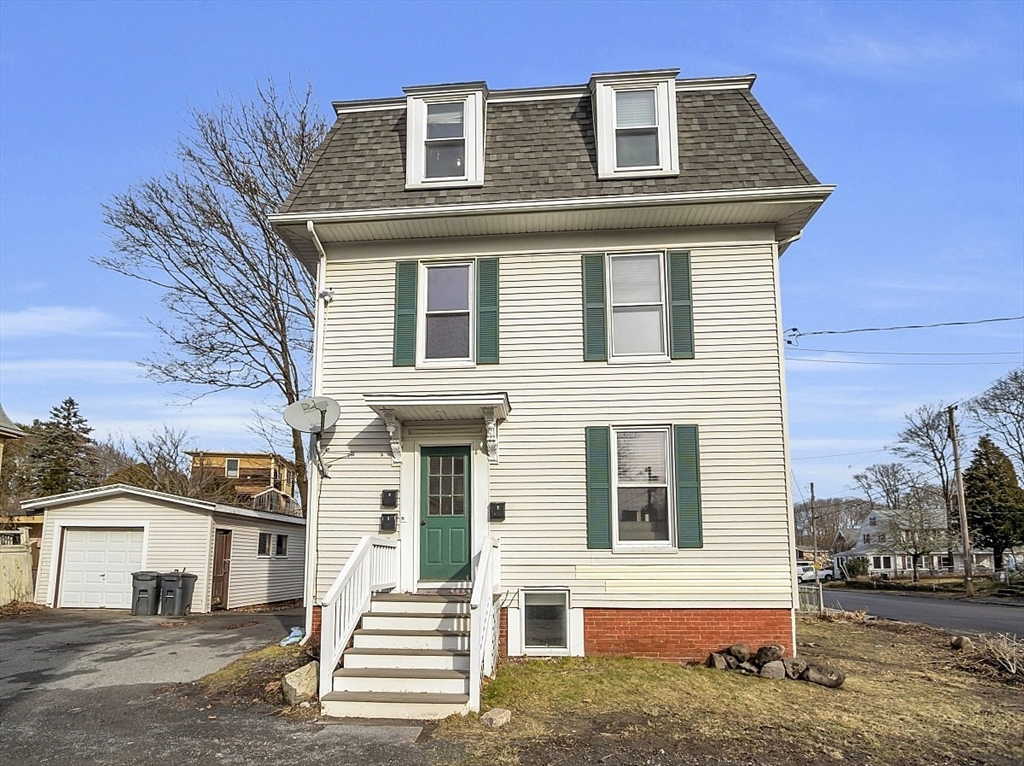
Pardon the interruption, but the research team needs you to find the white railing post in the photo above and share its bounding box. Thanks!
[469,536,501,713]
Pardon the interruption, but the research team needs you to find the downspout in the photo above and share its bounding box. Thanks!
[302,220,330,644]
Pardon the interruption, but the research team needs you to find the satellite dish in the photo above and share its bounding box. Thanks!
[284,396,341,434]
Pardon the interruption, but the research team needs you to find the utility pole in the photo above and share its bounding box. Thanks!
[811,482,823,614]
[947,405,975,598]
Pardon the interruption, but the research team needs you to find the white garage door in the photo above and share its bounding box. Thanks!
[58,528,144,609]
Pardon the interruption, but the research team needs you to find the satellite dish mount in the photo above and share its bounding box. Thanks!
[284,396,341,478]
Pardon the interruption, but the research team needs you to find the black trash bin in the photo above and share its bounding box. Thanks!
[160,571,199,617]
[131,571,161,615]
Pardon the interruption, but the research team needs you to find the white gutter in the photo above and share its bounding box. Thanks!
[303,220,330,643]
[270,185,836,229]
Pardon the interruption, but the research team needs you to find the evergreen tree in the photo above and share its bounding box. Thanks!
[963,435,1024,570]
[29,398,95,496]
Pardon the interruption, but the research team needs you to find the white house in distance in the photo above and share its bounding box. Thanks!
[270,68,832,717]
[27,485,305,613]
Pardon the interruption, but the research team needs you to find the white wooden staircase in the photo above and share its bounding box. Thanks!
[321,593,472,719]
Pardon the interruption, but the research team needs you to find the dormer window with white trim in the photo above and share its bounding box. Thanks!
[405,83,486,189]
[591,69,679,179]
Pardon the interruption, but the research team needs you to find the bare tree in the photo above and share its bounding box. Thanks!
[876,484,951,582]
[968,368,1024,478]
[793,496,870,551]
[853,462,919,510]
[891,404,955,524]
[97,80,329,508]
[102,427,237,503]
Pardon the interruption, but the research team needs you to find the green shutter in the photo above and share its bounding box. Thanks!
[393,261,418,366]
[476,258,499,364]
[582,253,607,361]
[585,426,612,549]
[674,424,703,548]
[668,250,694,360]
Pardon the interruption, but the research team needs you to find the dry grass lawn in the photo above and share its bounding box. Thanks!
[434,615,1024,766]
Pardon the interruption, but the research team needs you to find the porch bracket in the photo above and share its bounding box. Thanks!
[381,410,402,464]
[482,406,499,464]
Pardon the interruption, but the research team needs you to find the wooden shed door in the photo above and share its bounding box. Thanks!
[211,529,231,609]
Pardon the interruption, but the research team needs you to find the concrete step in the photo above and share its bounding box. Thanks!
[332,667,468,695]
[320,691,469,720]
[353,628,470,652]
[343,647,471,672]
[371,594,471,615]
[362,612,470,632]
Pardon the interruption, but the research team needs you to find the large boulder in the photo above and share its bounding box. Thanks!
[480,708,512,729]
[707,652,730,670]
[737,661,761,675]
[759,660,786,680]
[726,644,751,663]
[951,636,974,652]
[282,661,320,705]
[753,645,785,667]
[802,662,845,689]
[782,657,808,680]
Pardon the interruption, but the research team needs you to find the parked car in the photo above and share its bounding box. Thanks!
[797,564,834,582]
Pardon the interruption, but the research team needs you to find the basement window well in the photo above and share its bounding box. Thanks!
[522,590,569,652]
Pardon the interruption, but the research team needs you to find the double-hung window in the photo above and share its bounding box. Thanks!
[590,70,679,179]
[582,250,693,363]
[225,458,240,478]
[393,258,499,367]
[404,85,486,189]
[613,428,671,545]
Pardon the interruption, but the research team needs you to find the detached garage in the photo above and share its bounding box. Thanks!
[26,484,305,613]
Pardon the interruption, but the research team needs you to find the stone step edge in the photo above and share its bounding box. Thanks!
[333,667,467,679]
[321,691,469,704]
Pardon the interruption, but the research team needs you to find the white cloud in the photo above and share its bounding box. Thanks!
[0,359,144,384]
[0,306,146,339]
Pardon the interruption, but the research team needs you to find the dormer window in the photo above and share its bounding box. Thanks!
[591,69,679,179]
[405,83,486,189]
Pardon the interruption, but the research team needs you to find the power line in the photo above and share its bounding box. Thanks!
[788,358,1009,367]
[785,316,1024,344]
[787,347,1022,357]
[793,448,892,461]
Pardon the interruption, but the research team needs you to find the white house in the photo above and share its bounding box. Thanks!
[27,485,305,613]
[270,68,832,718]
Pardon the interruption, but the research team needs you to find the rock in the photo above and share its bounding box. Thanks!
[707,652,729,670]
[480,707,512,729]
[726,644,751,662]
[724,654,739,670]
[753,645,785,667]
[951,636,974,651]
[737,661,760,675]
[759,660,786,680]
[299,701,311,709]
[783,657,808,680]
[802,662,845,689]
[282,661,319,705]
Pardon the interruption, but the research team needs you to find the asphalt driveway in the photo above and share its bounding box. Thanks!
[0,608,445,766]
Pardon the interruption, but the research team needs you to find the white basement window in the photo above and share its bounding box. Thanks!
[590,69,679,179]
[405,83,487,189]
[522,590,569,653]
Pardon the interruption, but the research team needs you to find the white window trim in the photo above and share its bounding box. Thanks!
[406,89,486,189]
[610,426,675,552]
[225,458,240,478]
[520,589,571,656]
[591,74,679,179]
[606,251,671,364]
[258,532,272,558]
[416,259,476,368]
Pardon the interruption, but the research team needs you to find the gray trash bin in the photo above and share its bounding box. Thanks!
[131,571,161,615]
[160,571,198,617]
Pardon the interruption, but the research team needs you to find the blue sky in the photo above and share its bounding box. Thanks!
[1,0,1021,500]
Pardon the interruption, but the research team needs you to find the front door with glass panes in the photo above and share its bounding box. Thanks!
[420,447,471,581]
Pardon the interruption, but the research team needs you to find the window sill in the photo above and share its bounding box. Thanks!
[416,359,477,370]
[600,166,679,180]
[524,647,570,656]
[611,544,678,554]
[406,178,484,190]
[606,355,673,365]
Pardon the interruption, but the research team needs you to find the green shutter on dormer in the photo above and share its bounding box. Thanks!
[585,426,612,549]
[393,261,418,366]
[668,250,694,360]
[582,253,607,361]
[476,258,499,364]
[674,424,703,548]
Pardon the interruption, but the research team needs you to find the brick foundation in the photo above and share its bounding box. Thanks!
[498,605,508,658]
[583,608,793,662]
[310,605,322,643]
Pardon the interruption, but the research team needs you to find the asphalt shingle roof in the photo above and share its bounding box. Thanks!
[280,86,819,215]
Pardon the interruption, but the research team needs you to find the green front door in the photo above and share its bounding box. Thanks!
[420,446,471,581]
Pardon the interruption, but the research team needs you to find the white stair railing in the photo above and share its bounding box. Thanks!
[318,536,399,699]
[468,536,501,712]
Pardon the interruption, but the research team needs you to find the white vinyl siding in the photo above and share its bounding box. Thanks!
[211,513,305,609]
[313,226,791,609]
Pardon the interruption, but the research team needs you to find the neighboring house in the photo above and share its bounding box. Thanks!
[187,451,302,516]
[26,484,304,612]
[270,68,832,717]
[831,527,860,554]
[835,509,992,577]
[0,402,26,496]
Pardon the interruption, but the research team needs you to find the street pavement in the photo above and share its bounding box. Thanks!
[0,609,448,766]
[821,588,1024,637]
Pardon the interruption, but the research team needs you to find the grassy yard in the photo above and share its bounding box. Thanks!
[434,615,1024,766]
